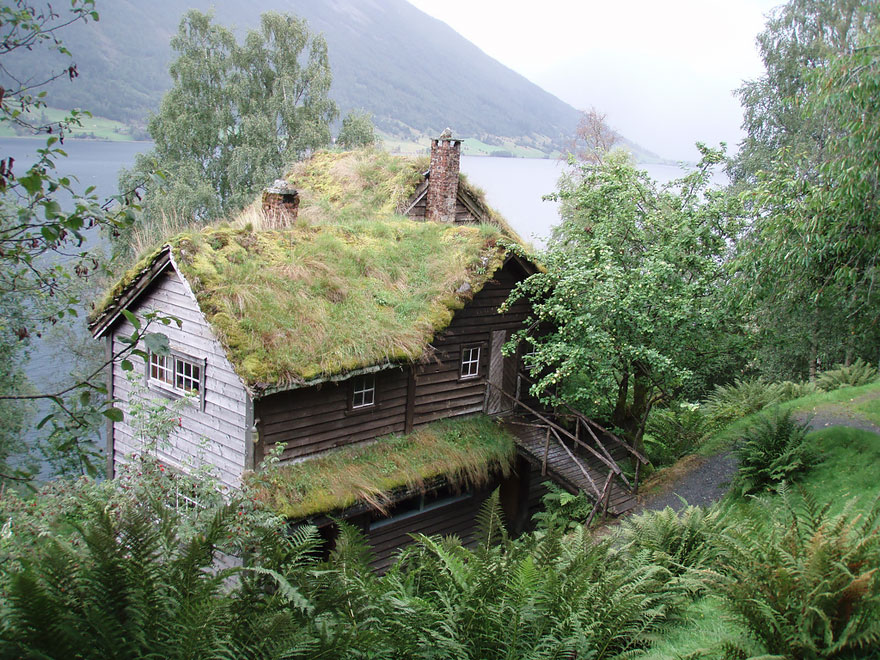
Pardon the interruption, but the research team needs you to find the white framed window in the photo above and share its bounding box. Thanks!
[149,352,173,386]
[148,351,205,409]
[351,374,376,409]
[460,345,481,379]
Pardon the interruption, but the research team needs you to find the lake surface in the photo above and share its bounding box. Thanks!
[1,136,726,472]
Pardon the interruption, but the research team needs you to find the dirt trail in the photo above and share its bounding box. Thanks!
[630,396,880,516]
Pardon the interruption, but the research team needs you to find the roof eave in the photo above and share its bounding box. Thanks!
[88,246,173,339]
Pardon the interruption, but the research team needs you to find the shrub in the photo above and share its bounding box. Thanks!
[777,379,820,402]
[732,410,816,497]
[645,402,715,466]
[712,492,880,658]
[702,378,785,426]
[532,482,595,531]
[617,503,731,575]
[817,358,879,392]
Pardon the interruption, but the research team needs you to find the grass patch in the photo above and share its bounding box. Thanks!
[797,426,880,516]
[247,415,516,519]
[699,380,880,455]
[0,106,139,141]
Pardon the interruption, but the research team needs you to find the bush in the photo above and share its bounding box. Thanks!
[817,358,878,392]
[617,503,731,576]
[702,378,785,426]
[777,379,820,402]
[645,402,715,466]
[533,482,595,531]
[732,410,816,497]
[712,492,880,658]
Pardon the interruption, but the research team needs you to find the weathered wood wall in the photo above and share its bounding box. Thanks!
[257,368,409,462]
[406,192,481,225]
[257,259,532,461]
[364,488,492,573]
[109,266,249,491]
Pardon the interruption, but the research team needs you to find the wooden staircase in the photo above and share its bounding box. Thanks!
[489,380,649,521]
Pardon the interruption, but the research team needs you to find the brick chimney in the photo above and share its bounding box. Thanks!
[261,179,299,221]
[426,129,461,223]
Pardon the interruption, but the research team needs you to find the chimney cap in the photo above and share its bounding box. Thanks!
[438,127,454,139]
[265,179,298,195]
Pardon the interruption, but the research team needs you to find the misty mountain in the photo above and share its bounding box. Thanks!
[14,0,658,157]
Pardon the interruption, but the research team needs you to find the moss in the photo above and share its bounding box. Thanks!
[91,147,532,384]
[247,415,516,519]
[164,220,505,387]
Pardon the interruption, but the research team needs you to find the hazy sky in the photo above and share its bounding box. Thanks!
[408,0,782,161]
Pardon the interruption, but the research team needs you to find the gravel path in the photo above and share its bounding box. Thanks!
[633,452,738,514]
[630,402,880,516]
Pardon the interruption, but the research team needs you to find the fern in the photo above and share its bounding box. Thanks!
[817,358,879,392]
[711,492,880,658]
[702,378,786,425]
[732,410,817,497]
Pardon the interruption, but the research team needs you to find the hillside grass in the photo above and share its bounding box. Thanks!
[637,383,880,659]
[699,379,880,455]
[0,106,139,141]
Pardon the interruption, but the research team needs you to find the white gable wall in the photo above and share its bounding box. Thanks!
[109,265,250,491]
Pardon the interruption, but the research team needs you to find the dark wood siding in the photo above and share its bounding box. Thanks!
[407,194,478,225]
[365,488,492,573]
[255,259,534,462]
[412,260,531,427]
[257,368,409,461]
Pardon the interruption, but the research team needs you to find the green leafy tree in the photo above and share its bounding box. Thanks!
[731,0,880,380]
[119,10,337,250]
[731,0,879,186]
[736,15,880,380]
[506,148,743,450]
[0,1,161,483]
[337,109,377,150]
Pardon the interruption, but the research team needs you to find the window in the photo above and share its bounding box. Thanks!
[149,352,173,386]
[369,490,472,530]
[351,374,376,409]
[148,351,205,407]
[460,345,481,379]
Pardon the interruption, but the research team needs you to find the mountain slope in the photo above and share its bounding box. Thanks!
[9,0,656,157]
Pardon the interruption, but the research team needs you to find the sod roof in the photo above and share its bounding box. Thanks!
[246,415,516,519]
[91,148,527,392]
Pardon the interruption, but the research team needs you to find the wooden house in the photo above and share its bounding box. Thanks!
[90,136,645,569]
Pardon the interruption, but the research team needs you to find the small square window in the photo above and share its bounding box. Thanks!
[352,374,376,409]
[175,357,201,394]
[461,345,480,379]
[148,351,204,406]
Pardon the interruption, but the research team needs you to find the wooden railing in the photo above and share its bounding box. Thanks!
[488,376,650,520]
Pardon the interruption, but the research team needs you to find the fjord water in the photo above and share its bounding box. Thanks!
[2,136,724,470]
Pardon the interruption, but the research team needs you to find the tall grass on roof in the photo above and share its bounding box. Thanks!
[246,416,516,519]
[170,220,505,386]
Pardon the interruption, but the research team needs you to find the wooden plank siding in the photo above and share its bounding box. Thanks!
[364,488,493,573]
[256,259,532,464]
[405,193,476,225]
[109,268,250,491]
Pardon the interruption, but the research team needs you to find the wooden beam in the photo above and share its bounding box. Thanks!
[404,367,416,434]
[551,427,601,499]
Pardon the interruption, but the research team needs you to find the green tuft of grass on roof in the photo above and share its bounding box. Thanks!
[246,415,516,519]
[171,220,506,387]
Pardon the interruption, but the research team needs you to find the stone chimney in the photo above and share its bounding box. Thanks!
[425,128,461,223]
[261,179,299,221]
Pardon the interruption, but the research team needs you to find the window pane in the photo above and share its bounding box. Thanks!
[352,375,375,408]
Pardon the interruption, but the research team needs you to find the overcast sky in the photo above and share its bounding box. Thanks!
[408,0,782,162]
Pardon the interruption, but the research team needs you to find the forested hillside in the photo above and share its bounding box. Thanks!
[4,0,595,154]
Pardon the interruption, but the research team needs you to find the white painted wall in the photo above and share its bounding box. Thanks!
[109,265,250,492]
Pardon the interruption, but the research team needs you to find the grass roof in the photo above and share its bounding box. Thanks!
[246,415,516,519]
[92,148,528,388]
